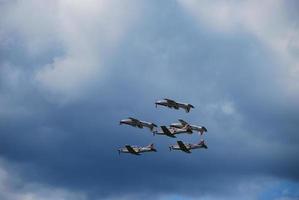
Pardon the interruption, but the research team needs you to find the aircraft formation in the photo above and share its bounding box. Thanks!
[118,98,208,155]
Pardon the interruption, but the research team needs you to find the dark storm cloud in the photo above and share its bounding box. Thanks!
[0,0,299,200]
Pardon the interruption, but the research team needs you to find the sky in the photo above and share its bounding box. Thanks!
[0,0,299,199]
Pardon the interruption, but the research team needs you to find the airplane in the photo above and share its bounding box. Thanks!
[118,143,157,155]
[153,125,193,138]
[169,139,208,153]
[155,98,194,113]
[170,119,208,135]
[120,117,158,131]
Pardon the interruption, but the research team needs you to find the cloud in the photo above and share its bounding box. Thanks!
[0,161,87,200]
[177,0,299,97]
[1,0,142,102]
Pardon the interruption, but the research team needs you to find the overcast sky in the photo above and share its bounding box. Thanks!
[0,0,299,200]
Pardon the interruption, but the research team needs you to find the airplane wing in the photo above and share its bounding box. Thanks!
[183,125,193,133]
[164,98,177,105]
[125,145,140,155]
[178,119,188,126]
[177,141,191,153]
[161,126,176,138]
[128,117,139,122]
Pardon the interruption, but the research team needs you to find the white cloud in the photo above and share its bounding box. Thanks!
[158,177,280,200]
[1,0,142,102]
[221,101,235,115]
[0,163,86,200]
[178,0,299,98]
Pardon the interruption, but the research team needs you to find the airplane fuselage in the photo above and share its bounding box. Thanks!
[120,119,157,131]
[169,142,208,153]
[155,99,194,113]
[118,145,157,155]
[155,101,178,108]
[119,147,153,153]
[120,120,143,128]
[154,127,191,136]
[170,124,205,132]
[170,118,208,135]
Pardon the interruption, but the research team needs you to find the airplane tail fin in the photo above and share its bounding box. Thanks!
[147,143,154,148]
[199,139,208,149]
[152,123,158,127]
[147,143,157,152]
[150,123,158,131]
[188,104,194,108]
[199,126,208,135]
[185,104,194,113]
